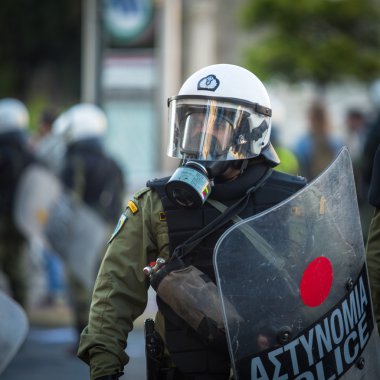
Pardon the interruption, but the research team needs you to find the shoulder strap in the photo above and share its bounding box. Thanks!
[171,168,273,262]
[207,196,297,297]
[207,198,283,267]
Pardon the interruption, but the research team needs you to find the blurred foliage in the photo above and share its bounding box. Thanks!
[27,96,50,133]
[0,0,81,103]
[239,0,380,85]
[27,96,63,133]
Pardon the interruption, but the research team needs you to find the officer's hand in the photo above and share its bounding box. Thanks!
[369,145,380,208]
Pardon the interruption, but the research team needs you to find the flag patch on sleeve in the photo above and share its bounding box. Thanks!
[108,212,128,244]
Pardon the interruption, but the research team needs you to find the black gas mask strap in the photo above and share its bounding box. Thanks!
[171,168,273,263]
[207,196,298,298]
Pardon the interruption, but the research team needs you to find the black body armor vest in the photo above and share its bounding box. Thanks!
[147,164,306,380]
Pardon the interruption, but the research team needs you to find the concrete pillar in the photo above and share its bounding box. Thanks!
[182,0,218,78]
[158,0,183,174]
[81,0,101,103]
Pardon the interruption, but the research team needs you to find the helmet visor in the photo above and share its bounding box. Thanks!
[167,97,271,161]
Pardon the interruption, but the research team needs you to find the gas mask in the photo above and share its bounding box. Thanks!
[165,77,276,208]
[165,160,236,208]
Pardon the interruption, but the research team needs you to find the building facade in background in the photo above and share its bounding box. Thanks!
[82,0,370,194]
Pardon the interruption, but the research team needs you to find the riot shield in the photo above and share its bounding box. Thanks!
[214,147,380,380]
[44,192,108,290]
[0,290,28,374]
[13,163,62,240]
[13,164,108,291]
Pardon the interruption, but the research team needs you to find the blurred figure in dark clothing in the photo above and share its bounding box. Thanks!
[344,107,371,240]
[33,107,65,174]
[0,98,35,307]
[366,143,380,334]
[36,108,58,140]
[344,107,368,201]
[362,79,380,200]
[53,103,125,225]
[344,108,367,168]
[293,100,343,180]
[52,103,126,343]
[271,126,300,175]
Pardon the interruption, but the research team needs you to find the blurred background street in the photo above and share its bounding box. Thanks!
[2,326,146,380]
[1,294,155,380]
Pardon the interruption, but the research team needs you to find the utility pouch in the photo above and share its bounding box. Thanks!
[150,261,242,346]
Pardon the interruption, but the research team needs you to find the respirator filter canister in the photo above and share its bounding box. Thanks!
[165,161,212,208]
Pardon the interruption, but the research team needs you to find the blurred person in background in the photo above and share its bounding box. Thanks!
[362,79,380,200]
[53,103,125,228]
[33,107,66,174]
[0,100,71,325]
[344,108,367,169]
[52,103,126,347]
[33,107,69,311]
[0,98,35,307]
[34,107,58,143]
[343,107,371,240]
[269,96,300,175]
[293,100,343,180]
[364,82,380,331]
[270,127,300,175]
[366,143,380,335]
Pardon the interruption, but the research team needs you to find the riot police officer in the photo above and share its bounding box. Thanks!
[53,103,125,226]
[77,64,307,380]
[0,98,34,307]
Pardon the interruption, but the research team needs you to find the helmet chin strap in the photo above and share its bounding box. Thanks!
[198,161,230,178]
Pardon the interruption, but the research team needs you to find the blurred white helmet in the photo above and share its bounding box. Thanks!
[369,78,380,110]
[53,103,107,144]
[167,64,279,165]
[0,98,29,134]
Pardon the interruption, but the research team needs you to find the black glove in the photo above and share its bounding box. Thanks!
[95,373,123,380]
[369,145,380,208]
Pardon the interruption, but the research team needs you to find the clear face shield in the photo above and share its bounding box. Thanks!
[180,110,234,159]
[165,97,272,208]
[167,97,271,162]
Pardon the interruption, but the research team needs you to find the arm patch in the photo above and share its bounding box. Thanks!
[127,200,138,214]
[108,211,128,244]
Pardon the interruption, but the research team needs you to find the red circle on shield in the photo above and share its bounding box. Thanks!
[300,257,333,307]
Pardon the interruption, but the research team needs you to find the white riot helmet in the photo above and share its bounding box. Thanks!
[167,64,279,165]
[52,103,107,144]
[0,98,29,134]
[165,64,280,208]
